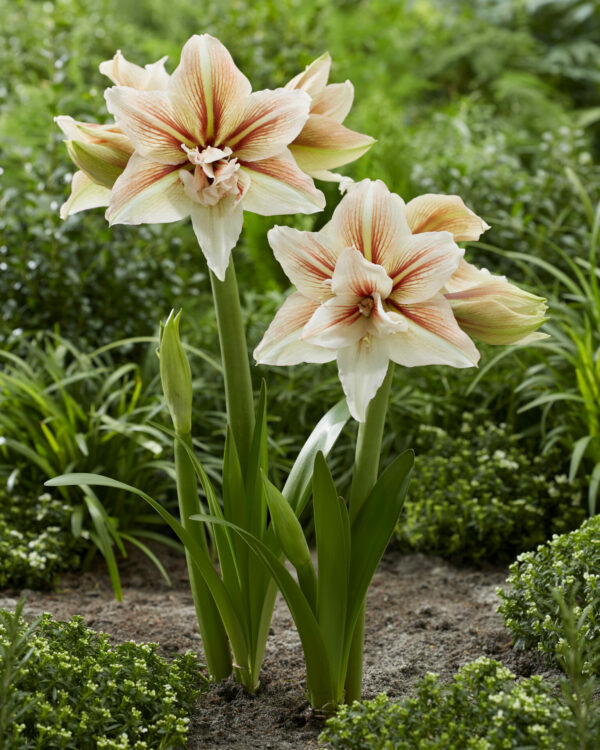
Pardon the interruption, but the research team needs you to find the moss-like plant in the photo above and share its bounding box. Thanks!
[498,515,600,675]
[319,657,576,750]
[0,608,206,749]
[396,414,585,563]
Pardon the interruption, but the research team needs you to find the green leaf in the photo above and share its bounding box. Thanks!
[588,462,600,516]
[119,532,172,586]
[347,451,413,637]
[45,473,248,666]
[313,453,350,683]
[262,472,317,610]
[283,399,350,516]
[570,435,594,482]
[190,512,335,707]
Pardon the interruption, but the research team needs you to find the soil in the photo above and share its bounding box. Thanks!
[0,546,557,750]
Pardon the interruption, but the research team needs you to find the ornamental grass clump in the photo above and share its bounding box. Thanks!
[498,515,600,675]
[319,657,575,750]
[51,33,546,709]
[396,414,585,564]
[0,606,206,749]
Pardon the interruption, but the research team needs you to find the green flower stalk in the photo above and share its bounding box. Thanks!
[159,310,193,435]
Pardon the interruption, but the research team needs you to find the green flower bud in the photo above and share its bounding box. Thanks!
[159,310,193,434]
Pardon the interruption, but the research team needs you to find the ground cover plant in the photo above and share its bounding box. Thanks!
[396,414,585,563]
[498,514,600,676]
[0,601,206,748]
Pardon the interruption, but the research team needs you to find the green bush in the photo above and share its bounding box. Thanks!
[395,414,585,564]
[320,657,577,750]
[0,490,82,589]
[0,606,206,749]
[498,515,600,675]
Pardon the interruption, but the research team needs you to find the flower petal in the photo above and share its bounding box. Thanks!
[254,292,335,366]
[285,53,331,98]
[310,81,354,122]
[267,225,341,301]
[331,247,392,299]
[240,149,325,216]
[105,87,194,164]
[106,153,192,225]
[60,171,111,219]
[325,179,411,267]
[289,114,374,175]
[225,88,311,162]
[65,140,128,188]
[55,116,133,152]
[168,34,252,146]
[388,231,463,304]
[337,337,390,422]
[302,295,368,349]
[444,260,548,344]
[386,294,480,367]
[99,50,170,90]
[190,196,243,281]
[404,194,490,241]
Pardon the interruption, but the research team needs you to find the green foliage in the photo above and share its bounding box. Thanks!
[498,514,600,675]
[0,607,206,749]
[396,414,585,564]
[319,657,576,750]
[0,490,82,589]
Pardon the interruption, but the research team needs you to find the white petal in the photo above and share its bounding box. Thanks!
[331,247,392,299]
[310,81,354,122]
[337,337,390,422]
[302,295,367,349]
[226,88,311,162]
[389,231,464,304]
[99,50,170,90]
[60,171,111,219]
[285,53,331,98]
[326,179,411,269]
[240,149,325,216]
[106,153,192,225]
[253,292,335,366]
[385,294,480,368]
[267,225,341,301]
[404,194,490,241]
[190,197,243,281]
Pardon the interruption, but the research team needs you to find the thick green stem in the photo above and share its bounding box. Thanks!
[344,364,394,704]
[175,432,232,681]
[210,262,255,473]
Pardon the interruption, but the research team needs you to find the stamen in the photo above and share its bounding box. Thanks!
[358,296,374,317]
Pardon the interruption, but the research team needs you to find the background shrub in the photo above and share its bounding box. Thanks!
[319,657,579,750]
[395,414,585,563]
[0,607,206,748]
[498,515,600,676]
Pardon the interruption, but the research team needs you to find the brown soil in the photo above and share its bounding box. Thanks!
[0,547,556,750]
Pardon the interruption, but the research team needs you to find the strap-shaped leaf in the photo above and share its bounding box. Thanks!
[45,472,248,667]
[346,451,413,639]
[262,472,317,610]
[190,512,335,707]
[313,453,350,683]
[283,399,350,516]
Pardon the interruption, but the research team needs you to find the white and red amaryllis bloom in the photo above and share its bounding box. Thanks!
[285,53,375,181]
[101,34,325,280]
[56,50,171,219]
[254,180,482,421]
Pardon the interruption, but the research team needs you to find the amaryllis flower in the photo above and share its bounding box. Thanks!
[56,50,170,218]
[254,179,482,421]
[285,53,374,181]
[399,193,547,344]
[101,34,325,279]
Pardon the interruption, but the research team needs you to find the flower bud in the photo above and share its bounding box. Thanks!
[159,310,193,434]
[445,260,548,345]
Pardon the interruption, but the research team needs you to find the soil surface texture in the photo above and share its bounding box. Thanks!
[1,546,556,749]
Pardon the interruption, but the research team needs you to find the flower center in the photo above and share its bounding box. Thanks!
[179,144,246,207]
[358,296,374,317]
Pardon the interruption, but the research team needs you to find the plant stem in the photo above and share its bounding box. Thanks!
[344,363,394,704]
[210,262,255,473]
[175,432,232,681]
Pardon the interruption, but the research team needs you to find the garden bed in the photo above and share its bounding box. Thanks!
[1,546,557,749]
